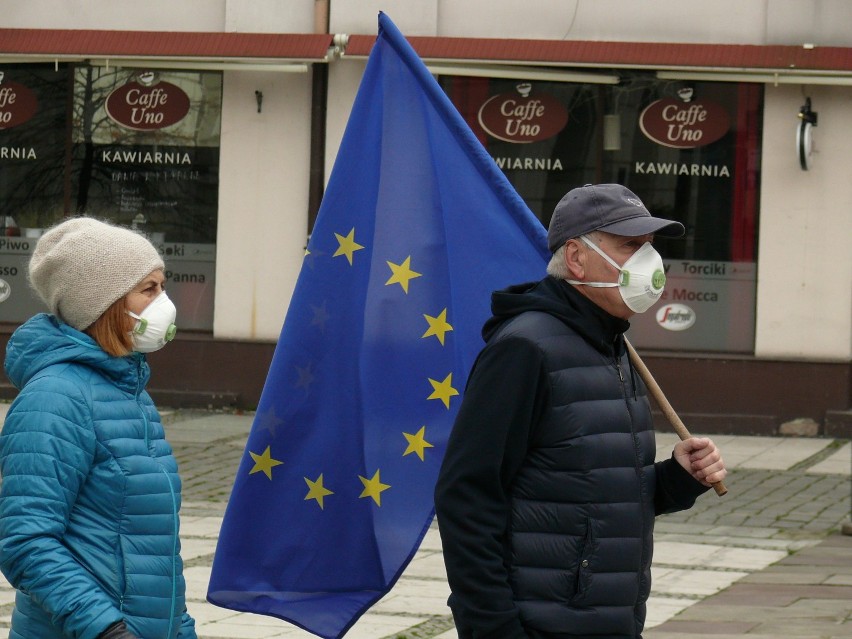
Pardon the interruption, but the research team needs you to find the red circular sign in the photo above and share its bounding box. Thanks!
[105,80,190,131]
[0,81,38,129]
[478,91,568,144]
[639,98,730,149]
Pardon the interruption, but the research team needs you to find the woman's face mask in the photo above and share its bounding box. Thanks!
[568,235,667,313]
[127,291,177,353]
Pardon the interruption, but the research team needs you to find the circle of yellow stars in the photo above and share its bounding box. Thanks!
[246,225,460,509]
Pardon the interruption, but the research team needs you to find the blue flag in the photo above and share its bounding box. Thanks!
[207,12,549,639]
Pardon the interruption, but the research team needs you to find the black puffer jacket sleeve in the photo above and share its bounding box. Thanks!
[653,455,711,515]
[434,336,548,638]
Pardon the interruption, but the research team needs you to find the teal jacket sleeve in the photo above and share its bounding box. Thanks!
[0,376,123,639]
[178,608,198,638]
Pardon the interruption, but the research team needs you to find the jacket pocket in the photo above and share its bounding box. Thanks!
[116,535,127,612]
[572,516,594,599]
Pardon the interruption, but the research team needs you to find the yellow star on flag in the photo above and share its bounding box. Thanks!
[304,474,334,509]
[427,373,459,409]
[385,256,422,293]
[403,426,434,462]
[422,308,453,345]
[249,445,283,480]
[358,469,391,506]
[333,228,365,265]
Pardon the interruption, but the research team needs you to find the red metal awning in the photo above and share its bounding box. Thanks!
[4,28,852,80]
[0,28,334,63]
[344,34,852,75]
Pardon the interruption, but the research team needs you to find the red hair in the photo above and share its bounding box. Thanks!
[85,297,135,357]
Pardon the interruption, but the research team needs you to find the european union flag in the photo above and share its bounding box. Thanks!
[207,12,549,639]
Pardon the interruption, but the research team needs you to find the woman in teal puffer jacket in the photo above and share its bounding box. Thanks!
[0,217,196,639]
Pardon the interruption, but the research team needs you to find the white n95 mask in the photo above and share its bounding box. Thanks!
[568,235,667,313]
[127,291,177,353]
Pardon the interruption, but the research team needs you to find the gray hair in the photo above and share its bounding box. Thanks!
[546,231,601,280]
[546,245,569,280]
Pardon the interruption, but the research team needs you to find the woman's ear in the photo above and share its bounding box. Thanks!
[564,239,585,280]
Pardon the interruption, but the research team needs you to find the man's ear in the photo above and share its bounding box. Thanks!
[564,239,585,280]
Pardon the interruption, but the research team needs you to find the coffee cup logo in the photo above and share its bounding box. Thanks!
[137,71,158,87]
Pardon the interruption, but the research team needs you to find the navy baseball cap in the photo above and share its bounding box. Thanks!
[547,183,685,252]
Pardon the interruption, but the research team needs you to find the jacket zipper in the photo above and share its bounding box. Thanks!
[615,334,647,607]
[614,337,638,399]
[136,359,178,638]
[613,334,627,391]
[161,466,179,639]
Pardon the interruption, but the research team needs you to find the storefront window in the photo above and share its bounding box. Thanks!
[0,64,70,324]
[0,64,222,329]
[441,72,763,353]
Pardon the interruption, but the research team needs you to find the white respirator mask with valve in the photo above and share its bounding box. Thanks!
[127,291,178,353]
[567,235,667,314]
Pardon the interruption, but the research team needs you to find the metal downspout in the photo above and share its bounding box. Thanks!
[308,0,330,234]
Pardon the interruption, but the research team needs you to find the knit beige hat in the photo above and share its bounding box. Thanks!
[29,217,165,330]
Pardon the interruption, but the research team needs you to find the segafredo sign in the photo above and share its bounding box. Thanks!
[105,72,190,131]
[0,73,38,129]
[655,303,696,331]
[639,98,730,149]
[477,83,568,143]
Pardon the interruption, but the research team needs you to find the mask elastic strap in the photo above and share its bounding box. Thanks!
[566,280,618,288]
[566,235,622,288]
[580,235,623,272]
[126,310,148,335]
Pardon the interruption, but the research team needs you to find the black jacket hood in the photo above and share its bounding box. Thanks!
[483,276,630,356]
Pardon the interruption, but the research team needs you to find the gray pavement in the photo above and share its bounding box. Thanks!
[0,405,850,638]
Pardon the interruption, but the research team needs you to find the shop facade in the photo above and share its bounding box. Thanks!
[0,1,849,434]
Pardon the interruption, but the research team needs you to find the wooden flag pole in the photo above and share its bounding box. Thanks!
[625,338,728,497]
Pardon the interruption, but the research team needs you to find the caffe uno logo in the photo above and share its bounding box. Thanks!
[105,72,190,131]
[639,98,729,149]
[0,73,38,129]
[656,303,696,331]
[478,83,568,143]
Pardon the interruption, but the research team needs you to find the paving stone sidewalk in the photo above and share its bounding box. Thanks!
[0,406,849,638]
[645,533,852,639]
[168,412,851,639]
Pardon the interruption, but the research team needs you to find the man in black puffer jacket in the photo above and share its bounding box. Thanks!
[434,184,727,639]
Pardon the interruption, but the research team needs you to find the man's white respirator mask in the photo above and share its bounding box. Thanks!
[567,235,666,314]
